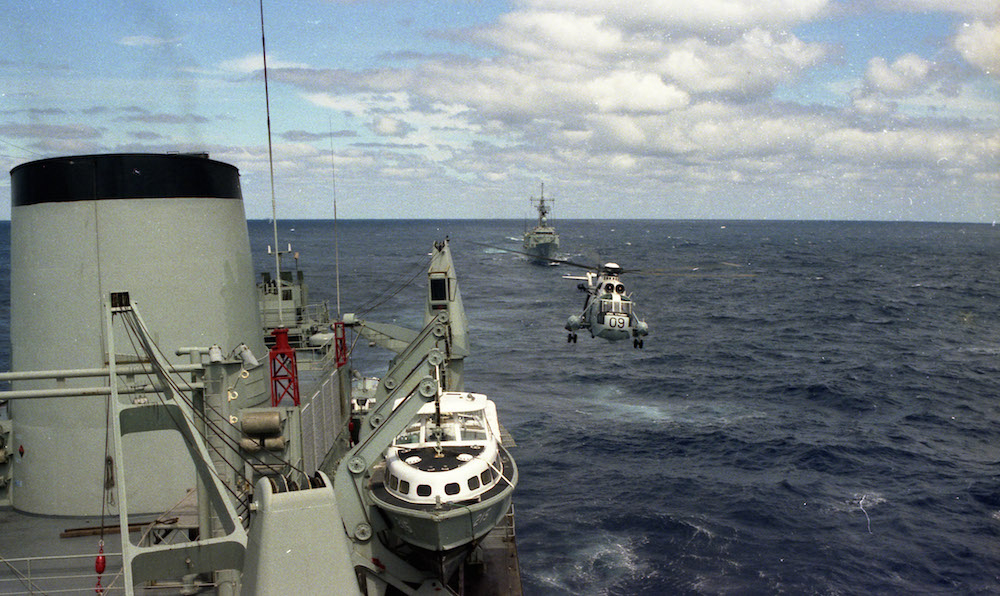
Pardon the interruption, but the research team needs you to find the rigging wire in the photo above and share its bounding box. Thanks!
[124,309,305,480]
[114,309,305,492]
[356,262,427,317]
[116,313,249,504]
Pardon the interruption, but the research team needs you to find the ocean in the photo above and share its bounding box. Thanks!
[4,219,1000,594]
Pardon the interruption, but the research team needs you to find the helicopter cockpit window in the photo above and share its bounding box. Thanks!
[600,299,632,315]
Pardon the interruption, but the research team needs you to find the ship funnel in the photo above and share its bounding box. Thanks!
[8,153,267,516]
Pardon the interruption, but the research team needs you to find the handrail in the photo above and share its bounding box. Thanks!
[1,551,124,595]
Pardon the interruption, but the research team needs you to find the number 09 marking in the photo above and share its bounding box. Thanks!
[607,315,628,328]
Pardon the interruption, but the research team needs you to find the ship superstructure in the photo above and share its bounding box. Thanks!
[0,153,520,595]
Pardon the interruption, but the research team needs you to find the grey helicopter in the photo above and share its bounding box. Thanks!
[563,261,649,348]
[472,241,651,348]
[474,240,751,349]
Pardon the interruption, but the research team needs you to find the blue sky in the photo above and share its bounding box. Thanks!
[1,0,997,221]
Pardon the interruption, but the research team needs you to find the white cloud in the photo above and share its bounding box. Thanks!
[659,29,829,96]
[954,20,1000,78]
[587,71,689,112]
[371,115,413,137]
[219,54,310,74]
[376,17,827,123]
[304,92,373,117]
[12,1,994,222]
[863,54,934,95]
[486,11,624,61]
[577,102,835,160]
[304,92,410,118]
[524,0,831,31]
[812,127,998,168]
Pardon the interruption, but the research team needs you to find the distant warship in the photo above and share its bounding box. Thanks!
[0,153,520,595]
[522,184,559,263]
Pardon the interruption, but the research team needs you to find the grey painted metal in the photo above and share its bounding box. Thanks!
[425,240,469,390]
[0,363,203,381]
[10,153,268,516]
[0,152,521,592]
[105,297,247,592]
[0,419,10,507]
[343,318,419,355]
[298,364,352,473]
[242,472,360,594]
[331,313,449,539]
[0,382,205,400]
[322,241,517,594]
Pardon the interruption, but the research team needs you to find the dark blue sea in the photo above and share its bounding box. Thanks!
[244,219,1000,595]
[5,219,1000,594]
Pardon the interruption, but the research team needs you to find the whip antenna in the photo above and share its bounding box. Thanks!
[330,117,341,317]
[259,0,284,324]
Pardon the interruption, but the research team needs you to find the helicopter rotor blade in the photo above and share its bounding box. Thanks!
[468,241,754,278]
[467,241,598,271]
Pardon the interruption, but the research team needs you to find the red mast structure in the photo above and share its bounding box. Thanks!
[268,327,300,406]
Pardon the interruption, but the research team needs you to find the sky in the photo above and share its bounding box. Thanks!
[1,0,997,222]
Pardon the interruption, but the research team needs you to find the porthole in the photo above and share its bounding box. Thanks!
[399,480,410,495]
[417,484,432,497]
[480,469,492,484]
[468,476,480,490]
[445,483,460,495]
[389,474,399,491]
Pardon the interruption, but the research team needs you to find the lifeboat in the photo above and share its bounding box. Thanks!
[368,391,517,552]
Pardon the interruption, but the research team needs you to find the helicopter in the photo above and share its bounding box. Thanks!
[563,261,649,348]
[471,241,651,348]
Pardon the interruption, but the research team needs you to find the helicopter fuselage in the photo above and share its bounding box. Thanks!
[564,265,648,347]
